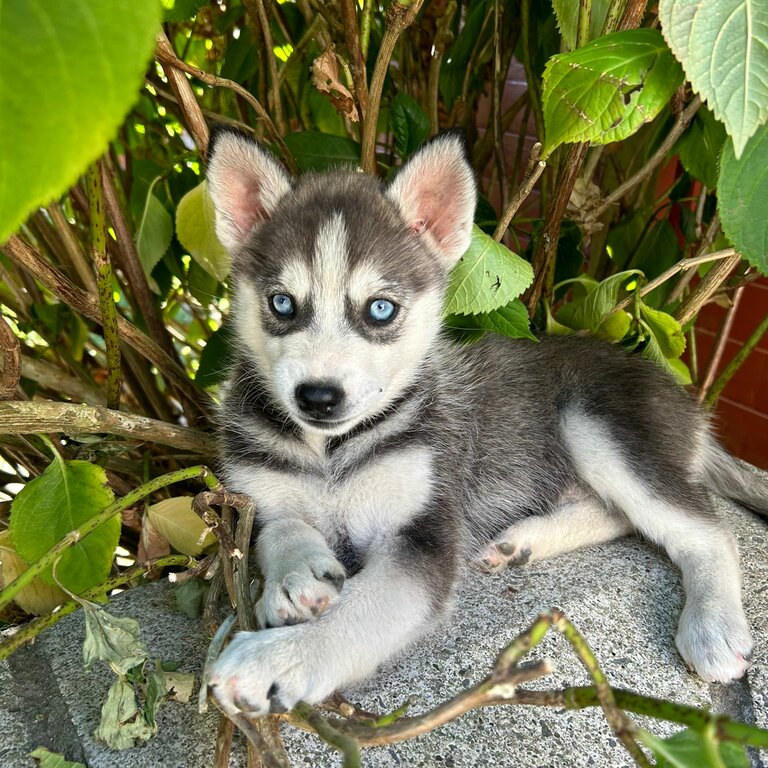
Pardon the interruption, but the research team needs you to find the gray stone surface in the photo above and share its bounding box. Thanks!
[2,496,767,768]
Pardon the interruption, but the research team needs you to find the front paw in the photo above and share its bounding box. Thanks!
[256,553,346,628]
[209,627,332,716]
[676,604,753,683]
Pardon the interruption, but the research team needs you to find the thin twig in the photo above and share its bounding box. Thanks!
[428,1,457,135]
[587,96,702,221]
[675,252,743,327]
[0,400,211,453]
[0,314,21,400]
[340,0,368,123]
[361,0,426,173]
[192,488,250,562]
[494,143,546,241]
[704,308,768,408]
[86,161,121,409]
[697,280,747,403]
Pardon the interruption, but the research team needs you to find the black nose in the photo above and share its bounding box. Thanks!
[295,383,343,418]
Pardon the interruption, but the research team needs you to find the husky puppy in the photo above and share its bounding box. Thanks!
[205,129,766,717]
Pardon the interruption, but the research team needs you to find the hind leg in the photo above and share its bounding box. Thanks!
[562,408,752,683]
[476,490,632,573]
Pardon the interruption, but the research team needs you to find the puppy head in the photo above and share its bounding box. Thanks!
[207,129,477,435]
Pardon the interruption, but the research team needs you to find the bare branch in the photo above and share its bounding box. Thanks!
[0,314,21,400]
[494,143,546,241]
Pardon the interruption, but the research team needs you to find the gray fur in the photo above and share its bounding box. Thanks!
[205,130,763,716]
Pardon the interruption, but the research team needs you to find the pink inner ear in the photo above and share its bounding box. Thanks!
[230,178,269,235]
[415,190,458,247]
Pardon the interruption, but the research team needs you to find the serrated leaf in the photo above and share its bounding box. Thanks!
[0,531,67,615]
[638,728,749,768]
[675,105,727,189]
[542,29,683,156]
[444,225,533,316]
[29,748,86,768]
[718,123,768,275]
[391,93,430,159]
[640,303,686,358]
[659,0,768,158]
[641,321,692,385]
[94,679,154,750]
[551,0,612,50]
[135,190,172,288]
[147,497,216,556]
[477,300,537,341]
[176,181,231,282]
[9,459,118,594]
[0,0,161,242]
[282,131,361,172]
[82,603,148,675]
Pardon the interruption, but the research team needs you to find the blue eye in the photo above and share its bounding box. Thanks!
[369,299,396,323]
[271,294,294,317]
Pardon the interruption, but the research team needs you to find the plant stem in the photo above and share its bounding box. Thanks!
[86,161,121,410]
[294,702,362,768]
[494,143,546,242]
[0,314,21,399]
[578,0,592,46]
[0,400,212,453]
[361,0,426,173]
[359,0,374,58]
[0,465,218,614]
[0,554,194,661]
[704,309,768,408]
[675,252,742,327]
[340,0,368,123]
[428,0,457,135]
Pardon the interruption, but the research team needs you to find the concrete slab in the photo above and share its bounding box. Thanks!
[2,496,767,768]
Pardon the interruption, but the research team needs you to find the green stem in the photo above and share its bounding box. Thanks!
[560,686,768,747]
[0,465,218,614]
[705,309,768,408]
[577,0,592,46]
[0,554,194,661]
[294,702,362,768]
[359,0,374,58]
[86,161,121,410]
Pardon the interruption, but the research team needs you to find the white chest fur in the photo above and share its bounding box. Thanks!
[225,444,435,550]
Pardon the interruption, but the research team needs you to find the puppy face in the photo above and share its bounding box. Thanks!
[207,131,476,435]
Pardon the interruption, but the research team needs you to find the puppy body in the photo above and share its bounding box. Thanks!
[206,131,765,716]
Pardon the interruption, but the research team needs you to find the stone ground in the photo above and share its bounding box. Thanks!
[2,494,767,768]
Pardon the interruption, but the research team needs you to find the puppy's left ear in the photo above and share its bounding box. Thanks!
[386,131,477,267]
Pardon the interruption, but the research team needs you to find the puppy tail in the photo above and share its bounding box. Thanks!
[699,437,768,518]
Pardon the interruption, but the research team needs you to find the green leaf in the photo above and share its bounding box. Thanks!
[391,93,431,159]
[196,324,233,388]
[659,0,768,158]
[557,270,641,331]
[597,309,632,340]
[135,190,173,289]
[176,181,231,282]
[551,0,612,50]
[29,748,86,768]
[281,131,361,172]
[174,578,208,618]
[161,0,207,22]
[9,459,118,594]
[94,679,155,750]
[638,728,749,768]
[717,123,768,275]
[82,603,148,676]
[542,29,684,156]
[147,497,216,556]
[476,300,537,341]
[676,105,727,189]
[444,225,534,316]
[0,0,161,242]
[640,303,686,358]
[640,320,691,385]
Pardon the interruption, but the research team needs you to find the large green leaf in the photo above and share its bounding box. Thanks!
[639,727,749,768]
[0,0,161,242]
[444,226,534,316]
[659,0,768,158]
[717,123,768,274]
[557,270,641,331]
[445,299,537,342]
[542,29,683,156]
[281,131,361,172]
[391,93,430,159]
[176,181,231,282]
[9,459,118,594]
[551,0,612,50]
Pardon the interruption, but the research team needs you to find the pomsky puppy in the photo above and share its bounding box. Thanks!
[205,128,766,717]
